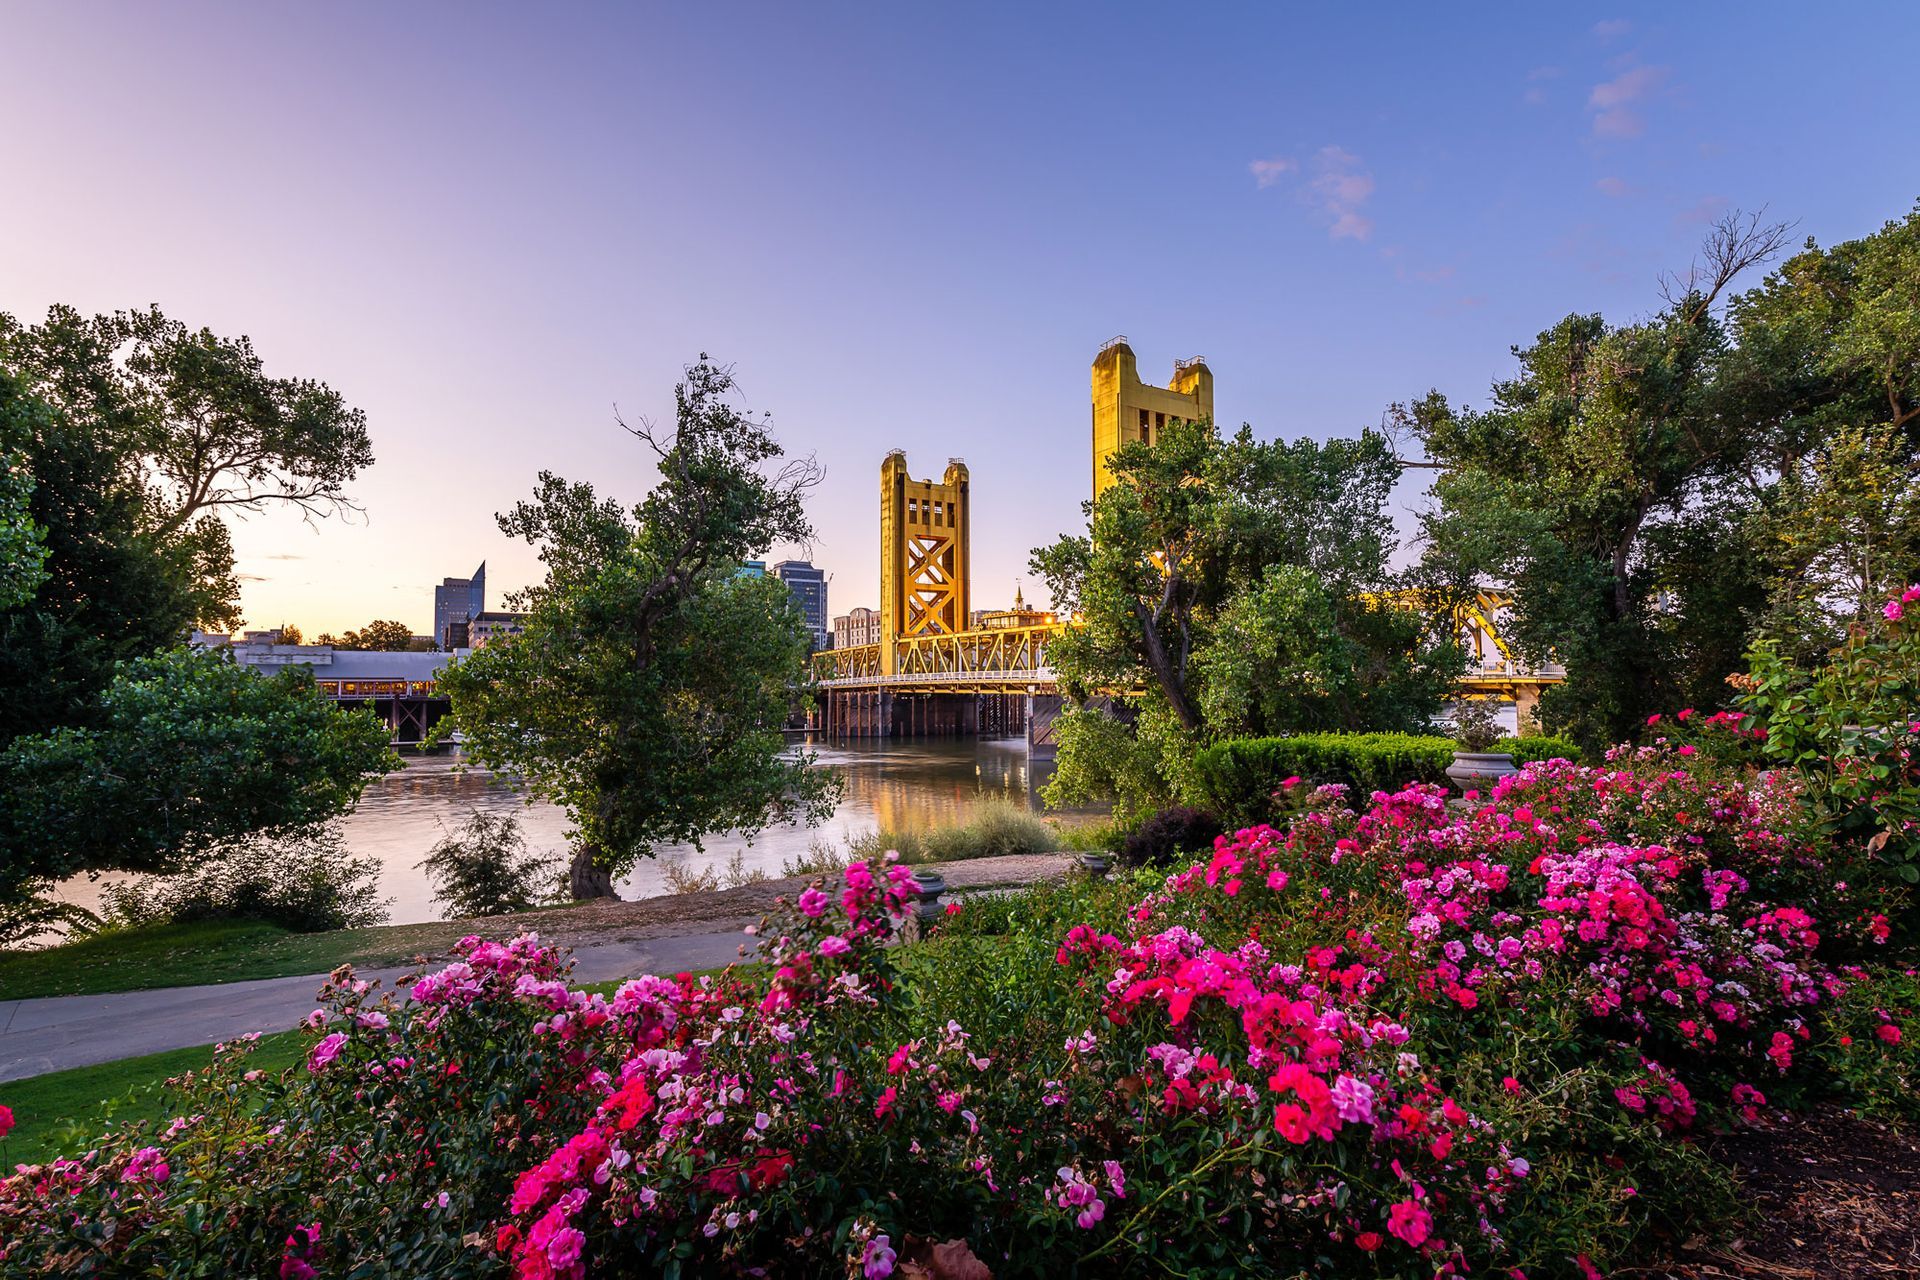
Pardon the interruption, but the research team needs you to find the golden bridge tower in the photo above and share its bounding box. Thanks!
[1091,337,1213,498]
[879,451,971,676]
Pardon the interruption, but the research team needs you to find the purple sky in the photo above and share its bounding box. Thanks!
[2,4,1912,634]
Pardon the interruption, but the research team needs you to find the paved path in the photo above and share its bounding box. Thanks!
[0,930,759,1083]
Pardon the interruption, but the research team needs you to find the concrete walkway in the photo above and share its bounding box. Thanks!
[0,930,759,1083]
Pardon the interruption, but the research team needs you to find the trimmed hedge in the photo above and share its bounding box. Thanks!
[1496,734,1583,765]
[1188,733,1456,828]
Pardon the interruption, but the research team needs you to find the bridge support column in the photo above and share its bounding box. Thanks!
[1512,686,1542,736]
[1026,693,1063,761]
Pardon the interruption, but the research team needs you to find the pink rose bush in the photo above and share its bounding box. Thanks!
[1,749,1914,1277]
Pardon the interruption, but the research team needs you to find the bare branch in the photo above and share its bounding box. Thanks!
[1659,208,1797,321]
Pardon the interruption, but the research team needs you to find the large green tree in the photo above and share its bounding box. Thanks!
[1030,418,1460,819]
[0,305,373,740]
[0,646,398,905]
[436,359,838,898]
[1416,207,1920,751]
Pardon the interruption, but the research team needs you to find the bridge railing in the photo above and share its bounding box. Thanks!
[810,623,1062,688]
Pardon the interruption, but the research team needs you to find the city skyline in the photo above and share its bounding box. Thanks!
[2,3,1912,633]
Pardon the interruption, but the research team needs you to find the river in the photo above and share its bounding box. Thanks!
[61,737,1070,928]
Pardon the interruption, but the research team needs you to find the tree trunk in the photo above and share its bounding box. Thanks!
[1134,599,1204,732]
[568,845,618,901]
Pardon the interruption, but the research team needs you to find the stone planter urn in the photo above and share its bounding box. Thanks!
[909,867,947,922]
[1446,751,1519,795]
[1075,850,1112,878]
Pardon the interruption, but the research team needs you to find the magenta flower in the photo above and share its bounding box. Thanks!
[547,1226,586,1270]
[798,887,830,918]
[1387,1198,1432,1247]
[862,1234,896,1278]
[307,1031,349,1073]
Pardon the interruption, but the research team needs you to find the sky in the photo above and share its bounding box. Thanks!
[1,3,1914,635]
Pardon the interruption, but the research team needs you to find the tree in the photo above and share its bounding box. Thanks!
[1029,418,1460,818]
[417,811,560,919]
[1726,207,1920,653]
[0,305,373,741]
[0,647,398,904]
[330,619,415,651]
[435,358,839,898]
[0,450,46,610]
[276,623,306,645]
[0,370,214,741]
[1414,213,1794,750]
[1416,207,1920,751]
[0,305,373,536]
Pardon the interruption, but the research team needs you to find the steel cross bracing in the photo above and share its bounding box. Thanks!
[902,533,962,636]
[811,622,1059,695]
[808,596,1560,698]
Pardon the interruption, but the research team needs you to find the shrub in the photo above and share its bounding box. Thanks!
[921,798,1058,861]
[1117,804,1221,867]
[1187,732,1455,827]
[417,811,561,919]
[100,825,387,933]
[1056,818,1125,853]
[1738,582,1920,887]
[1496,734,1583,765]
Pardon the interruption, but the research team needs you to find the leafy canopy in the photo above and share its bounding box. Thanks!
[322,619,418,651]
[435,359,838,892]
[0,305,372,741]
[1030,419,1460,819]
[1415,206,1920,751]
[0,451,46,610]
[0,647,399,902]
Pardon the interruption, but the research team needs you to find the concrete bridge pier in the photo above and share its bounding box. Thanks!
[1026,693,1063,761]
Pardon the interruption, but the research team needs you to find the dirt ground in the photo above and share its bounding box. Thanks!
[1655,1106,1920,1278]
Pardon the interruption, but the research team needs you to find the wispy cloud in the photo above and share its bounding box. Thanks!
[1592,18,1632,41]
[1248,156,1297,189]
[1677,194,1729,226]
[1522,65,1562,106]
[1588,64,1668,138]
[1595,176,1634,197]
[1248,145,1376,241]
[1309,146,1375,241]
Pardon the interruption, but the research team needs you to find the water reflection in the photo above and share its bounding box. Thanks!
[64,737,1071,927]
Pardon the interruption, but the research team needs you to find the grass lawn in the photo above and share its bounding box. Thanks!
[0,919,459,1001]
[0,1029,305,1168]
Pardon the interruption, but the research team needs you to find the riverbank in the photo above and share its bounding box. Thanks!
[0,851,1078,1002]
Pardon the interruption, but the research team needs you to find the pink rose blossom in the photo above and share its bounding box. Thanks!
[1387,1198,1432,1248]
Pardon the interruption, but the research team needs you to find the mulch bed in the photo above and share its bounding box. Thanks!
[1653,1106,1920,1278]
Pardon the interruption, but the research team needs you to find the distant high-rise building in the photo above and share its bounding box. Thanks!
[434,562,486,650]
[772,559,830,649]
[739,560,767,578]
